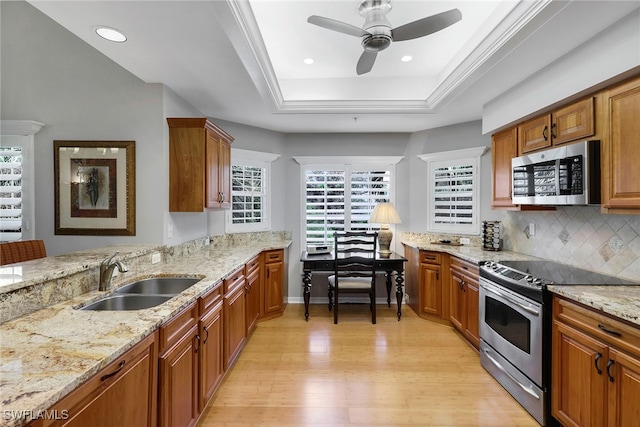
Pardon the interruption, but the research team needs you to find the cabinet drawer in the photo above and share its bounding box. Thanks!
[245,254,260,275]
[264,249,284,263]
[450,256,479,278]
[199,283,223,316]
[554,297,640,357]
[419,251,441,265]
[224,266,245,294]
[159,301,199,354]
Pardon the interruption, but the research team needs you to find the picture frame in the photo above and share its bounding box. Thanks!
[54,140,135,236]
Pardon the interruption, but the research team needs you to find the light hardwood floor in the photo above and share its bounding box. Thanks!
[198,303,540,426]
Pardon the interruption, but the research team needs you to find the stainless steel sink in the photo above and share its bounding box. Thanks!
[80,294,172,311]
[115,277,201,295]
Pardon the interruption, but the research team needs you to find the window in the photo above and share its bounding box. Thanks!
[226,149,279,233]
[0,121,43,242]
[419,147,487,235]
[296,156,402,245]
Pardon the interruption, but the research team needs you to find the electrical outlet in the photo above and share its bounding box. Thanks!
[167,223,173,239]
[151,252,161,264]
[204,237,210,246]
[460,237,470,245]
[529,223,536,236]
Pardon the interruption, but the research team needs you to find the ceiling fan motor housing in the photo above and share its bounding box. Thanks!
[359,0,393,52]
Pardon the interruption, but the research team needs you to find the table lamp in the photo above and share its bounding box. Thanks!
[369,202,402,257]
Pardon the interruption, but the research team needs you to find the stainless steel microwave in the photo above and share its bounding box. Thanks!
[511,140,601,205]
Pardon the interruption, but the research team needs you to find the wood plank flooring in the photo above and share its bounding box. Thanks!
[198,303,539,426]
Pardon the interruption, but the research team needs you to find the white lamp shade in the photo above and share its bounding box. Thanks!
[369,202,402,225]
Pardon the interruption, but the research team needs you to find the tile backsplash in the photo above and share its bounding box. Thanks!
[502,207,640,281]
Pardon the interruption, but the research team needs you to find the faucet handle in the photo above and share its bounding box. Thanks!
[102,251,120,266]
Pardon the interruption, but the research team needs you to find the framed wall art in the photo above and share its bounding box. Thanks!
[54,140,135,236]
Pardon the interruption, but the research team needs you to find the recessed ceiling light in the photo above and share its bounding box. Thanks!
[95,26,127,43]
[303,58,315,65]
[401,55,412,62]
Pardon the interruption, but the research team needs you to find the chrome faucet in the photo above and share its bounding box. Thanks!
[99,252,128,291]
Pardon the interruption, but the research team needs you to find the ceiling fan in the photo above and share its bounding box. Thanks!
[307,0,462,75]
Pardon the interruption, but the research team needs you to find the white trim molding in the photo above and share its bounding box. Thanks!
[418,146,488,163]
[294,156,403,165]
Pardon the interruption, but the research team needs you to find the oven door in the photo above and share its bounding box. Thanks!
[479,277,543,385]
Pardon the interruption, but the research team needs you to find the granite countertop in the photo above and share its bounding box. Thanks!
[0,239,290,427]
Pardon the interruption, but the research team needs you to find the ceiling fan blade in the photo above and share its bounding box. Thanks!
[356,51,377,75]
[307,15,369,38]
[392,8,462,42]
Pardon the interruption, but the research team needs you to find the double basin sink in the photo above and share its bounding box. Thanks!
[80,277,201,311]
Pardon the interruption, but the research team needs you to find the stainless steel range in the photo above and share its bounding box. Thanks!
[478,260,636,426]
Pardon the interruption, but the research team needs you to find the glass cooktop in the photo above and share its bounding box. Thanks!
[498,260,638,286]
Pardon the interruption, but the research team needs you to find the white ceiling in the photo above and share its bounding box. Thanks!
[29,0,640,134]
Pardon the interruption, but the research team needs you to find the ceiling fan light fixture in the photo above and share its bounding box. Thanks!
[94,26,127,43]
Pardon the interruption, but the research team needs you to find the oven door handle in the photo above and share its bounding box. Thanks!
[483,348,541,400]
[481,284,540,316]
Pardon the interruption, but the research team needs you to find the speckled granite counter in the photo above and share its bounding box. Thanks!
[400,238,541,264]
[0,238,290,427]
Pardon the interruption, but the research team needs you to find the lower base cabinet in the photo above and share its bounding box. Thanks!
[552,296,640,427]
[224,267,246,370]
[29,332,158,427]
[158,302,200,427]
[198,286,224,412]
[449,256,479,350]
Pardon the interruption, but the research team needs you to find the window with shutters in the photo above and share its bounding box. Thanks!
[226,148,279,233]
[0,146,24,242]
[419,147,487,235]
[295,156,402,246]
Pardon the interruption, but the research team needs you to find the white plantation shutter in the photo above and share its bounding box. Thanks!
[305,169,345,244]
[0,147,24,241]
[421,147,487,235]
[298,157,400,246]
[350,169,391,232]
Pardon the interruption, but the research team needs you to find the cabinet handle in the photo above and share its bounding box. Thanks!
[436,271,439,280]
[203,326,209,345]
[551,123,557,139]
[195,334,201,353]
[594,352,602,374]
[606,358,615,382]
[101,360,125,381]
[542,125,548,141]
[598,323,622,337]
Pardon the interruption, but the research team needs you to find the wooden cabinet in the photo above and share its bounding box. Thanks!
[198,285,224,413]
[245,254,261,336]
[491,127,518,208]
[224,266,246,370]
[262,249,285,319]
[167,118,234,212]
[449,256,479,349]
[403,246,449,323]
[601,75,640,211]
[518,97,594,155]
[158,301,200,427]
[552,296,640,427]
[31,333,158,427]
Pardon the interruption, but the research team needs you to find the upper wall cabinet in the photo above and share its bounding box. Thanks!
[491,127,518,209]
[518,97,595,155]
[601,75,640,211]
[168,118,234,212]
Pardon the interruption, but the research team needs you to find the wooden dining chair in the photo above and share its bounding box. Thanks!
[0,239,47,265]
[327,231,378,324]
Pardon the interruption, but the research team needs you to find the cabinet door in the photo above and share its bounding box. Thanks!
[464,279,479,350]
[205,132,222,209]
[245,268,261,335]
[602,76,640,209]
[224,285,246,370]
[552,97,594,145]
[169,126,206,212]
[419,263,441,316]
[199,302,224,412]
[264,260,283,316]
[218,140,232,209]
[449,271,465,331]
[518,114,552,154]
[607,348,640,427]
[37,333,158,427]
[159,327,199,427]
[491,127,518,208]
[552,320,608,427]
